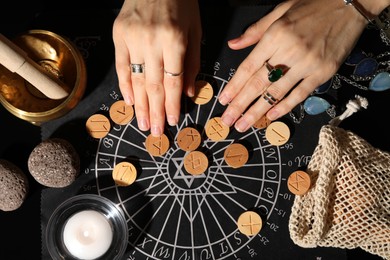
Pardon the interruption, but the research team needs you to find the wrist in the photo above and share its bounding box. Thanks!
[355,0,390,45]
[344,0,390,24]
[358,0,390,16]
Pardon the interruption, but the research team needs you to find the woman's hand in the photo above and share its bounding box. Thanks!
[113,0,202,136]
[218,0,370,132]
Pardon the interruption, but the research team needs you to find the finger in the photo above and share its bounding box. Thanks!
[162,28,187,126]
[221,1,297,106]
[220,65,271,127]
[233,61,300,132]
[125,31,150,131]
[163,39,186,126]
[183,27,202,98]
[266,74,326,121]
[219,37,274,106]
[130,63,150,132]
[114,37,134,106]
[144,50,165,137]
[114,20,150,131]
[227,1,292,50]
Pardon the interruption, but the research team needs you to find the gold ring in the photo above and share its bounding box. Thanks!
[262,91,279,106]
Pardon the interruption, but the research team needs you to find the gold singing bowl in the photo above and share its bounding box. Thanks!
[0,30,87,125]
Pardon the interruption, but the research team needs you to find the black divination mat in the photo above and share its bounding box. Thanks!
[36,2,389,260]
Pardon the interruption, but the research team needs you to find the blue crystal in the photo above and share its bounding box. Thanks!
[345,49,367,65]
[369,72,390,91]
[304,96,331,115]
[314,79,332,94]
[354,57,378,77]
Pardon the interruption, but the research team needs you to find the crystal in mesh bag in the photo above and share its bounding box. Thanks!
[288,97,390,260]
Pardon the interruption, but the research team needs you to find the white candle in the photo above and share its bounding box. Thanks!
[62,210,113,259]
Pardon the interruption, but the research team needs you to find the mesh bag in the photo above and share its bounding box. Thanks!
[288,124,390,259]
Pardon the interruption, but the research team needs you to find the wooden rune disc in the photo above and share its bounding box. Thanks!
[86,114,111,139]
[177,127,202,151]
[237,211,262,236]
[205,117,230,141]
[109,100,134,125]
[287,170,311,195]
[112,161,137,186]
[184,151,209,175]
[265,121,290,146]
[224,143,249,168]
[253,115,272,130]
[145,133,170,156]
[191,80,214,105]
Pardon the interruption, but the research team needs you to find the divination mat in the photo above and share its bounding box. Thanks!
[38,2,389,260]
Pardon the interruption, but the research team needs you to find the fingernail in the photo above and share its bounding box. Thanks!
[138,118,149,131]
[151,124,162,137]
[167,115,178,126]
[187,86,195,97]
[228,37,240,45]
[218,94,231,106]
[124,94,133,106]
[221,113,235,127]
[267,109,279,121]
[235,119,249,133]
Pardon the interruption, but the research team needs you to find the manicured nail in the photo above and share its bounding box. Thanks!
[267,109,279,121]
[138,118,149,131]
[235,119,249,133]
[167,115,178,126]
[221,113,235,127]
[187,85,195,97]
[151,124,162,137]
[123,94,133,106]
[228,37,240,44]
[218,94,231,106]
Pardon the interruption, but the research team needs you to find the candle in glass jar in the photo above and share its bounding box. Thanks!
[62,210,113,259]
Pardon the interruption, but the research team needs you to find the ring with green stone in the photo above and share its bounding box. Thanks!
[265,61,285,82]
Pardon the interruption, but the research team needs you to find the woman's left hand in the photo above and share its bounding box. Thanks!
[218,0,368,132]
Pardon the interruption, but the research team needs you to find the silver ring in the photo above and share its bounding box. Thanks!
[164,69,183,77]
[262,91,279,106]
[131,64,145,73]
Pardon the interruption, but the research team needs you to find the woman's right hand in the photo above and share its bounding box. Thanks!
[113,0,202,136]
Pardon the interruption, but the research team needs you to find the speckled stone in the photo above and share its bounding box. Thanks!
[28,138,80,188]
[0,159,29,211]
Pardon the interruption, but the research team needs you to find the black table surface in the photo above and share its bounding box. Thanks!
[0,1,388,259]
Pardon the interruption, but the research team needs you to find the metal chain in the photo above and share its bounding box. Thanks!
[326,105,337,118]
[288,103,305,124]
[288,29,390,124]
[337,74,369,90]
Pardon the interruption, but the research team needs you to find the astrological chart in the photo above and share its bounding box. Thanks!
[38,4,384,259]
[89,67,345,260]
